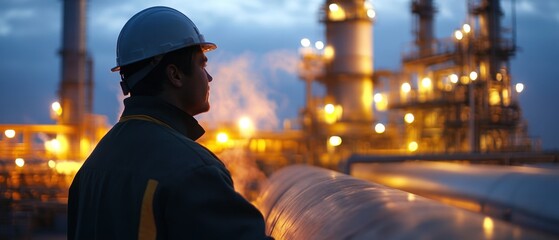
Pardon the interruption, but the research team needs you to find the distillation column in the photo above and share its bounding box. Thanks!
[412,0,436,56]
[59,0,89,160]
[470,0,521,150]
[474,0,508,80]
[322,0,375,123]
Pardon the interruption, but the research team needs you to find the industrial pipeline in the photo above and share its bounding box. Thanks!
[256,165,555,239]
[349,161,559,236]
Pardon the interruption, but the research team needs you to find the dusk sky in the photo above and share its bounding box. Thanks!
[1,0,558,149]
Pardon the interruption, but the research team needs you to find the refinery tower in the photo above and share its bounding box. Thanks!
[297,0,535,168]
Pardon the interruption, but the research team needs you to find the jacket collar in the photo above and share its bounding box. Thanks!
[120,96,205,141]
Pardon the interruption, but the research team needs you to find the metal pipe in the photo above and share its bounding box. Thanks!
[350,161,559,235]
[256,165,554,239]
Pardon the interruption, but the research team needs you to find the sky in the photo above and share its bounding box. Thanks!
[0,0,558,150]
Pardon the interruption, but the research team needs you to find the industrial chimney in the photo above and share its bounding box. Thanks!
[58,0,91,160]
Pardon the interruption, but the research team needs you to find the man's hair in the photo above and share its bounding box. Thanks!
[120,45,201,96]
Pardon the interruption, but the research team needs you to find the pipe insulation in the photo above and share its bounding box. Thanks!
[351,161,559,236]
[255,165,553,239]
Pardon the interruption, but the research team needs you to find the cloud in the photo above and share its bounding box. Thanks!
[372,0,411,21]
[516,0,536,14]
[89,3,137,33]
[0,8,35,36]
[88,0,321,30]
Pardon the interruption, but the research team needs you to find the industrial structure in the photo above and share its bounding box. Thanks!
[0,0,109,237]
[0,0,558,238]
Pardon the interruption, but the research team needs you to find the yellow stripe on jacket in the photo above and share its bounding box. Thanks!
[139,179,158,240]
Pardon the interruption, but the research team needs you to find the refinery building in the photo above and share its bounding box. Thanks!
[1,0,558,238]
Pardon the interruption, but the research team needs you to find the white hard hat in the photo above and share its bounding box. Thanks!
[111,6,216,72]
[112,6,216,95]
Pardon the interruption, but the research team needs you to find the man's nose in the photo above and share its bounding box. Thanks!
[205,69,213,82]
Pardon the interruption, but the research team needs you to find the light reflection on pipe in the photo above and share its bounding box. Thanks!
[256,165,554,239]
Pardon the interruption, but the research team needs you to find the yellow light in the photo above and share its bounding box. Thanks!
[324,104,342,124]
[460,75,470,84]
[47,139,61,153]
[373,93,383,103]
[48,160,56,169]
[367,9,376,19]
[15,158,25,167]
[374,94,388,111]
[502,89,510,106]
[257,139,266,152]
[421,77,432,89]
[329,3,339,11]
[408,141,419,152]
[4,129,15,139]
[374,123,385,134]
[55,135,70,156]
[496,73,503,81]
[300,38,311,48]
[407,193,416,202]
[462,24,471,33]
[314,41,324,50]
[238,116,253,131]
[469,71,478,81]
[449,74,459,84]
[515,83,524,93]
[365,2,376,19]
[54,160,82,175]
[323,45,335,60]
[483,217,494,238]
[401,82,411,93]
[80,138,91,159]
[51,101,63,116]
[454,30,463,40]
[328,3,346,21]
[328,136,342,147]
[216,132,229,143]
[489,89,501,106]
[404,113,415,124]
[324,104,335,114]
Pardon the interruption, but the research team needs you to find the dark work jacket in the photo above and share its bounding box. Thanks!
[68,96,271,240]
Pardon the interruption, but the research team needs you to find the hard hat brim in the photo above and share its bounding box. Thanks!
[111,42,217,72]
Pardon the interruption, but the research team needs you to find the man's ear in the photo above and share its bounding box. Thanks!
[166,64,183,88]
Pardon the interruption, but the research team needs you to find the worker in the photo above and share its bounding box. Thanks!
[68,6,272,239]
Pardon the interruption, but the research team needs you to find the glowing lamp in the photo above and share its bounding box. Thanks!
[216,132,229,143]
[462,24,471,33]
[4,129,15,138]
[401,83,411,93]
[469,71,478,81]
[314,41,324,50]
[15,158,25,167]
[52,101,63,116]
[408,142,418,152]
[515,83,524,93]
[404,113,415,124]
[449,74,459,84]
[328,136,342,147]
[300,38,311,48]
[454,30,463,40]
[374,123,385,134]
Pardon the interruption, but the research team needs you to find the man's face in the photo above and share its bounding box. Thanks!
[181,50,213,116]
